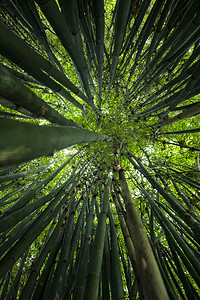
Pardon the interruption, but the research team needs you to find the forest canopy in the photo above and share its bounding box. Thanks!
[0,0,200,299]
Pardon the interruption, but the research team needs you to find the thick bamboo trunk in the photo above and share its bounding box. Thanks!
[117,163,169,300]
[112,190,144,298]
[0,118,109,166]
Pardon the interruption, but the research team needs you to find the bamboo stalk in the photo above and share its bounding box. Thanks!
[0,64,81,127]
[116,159,169,300]
[84,170,113,300]
[0,118,109,166]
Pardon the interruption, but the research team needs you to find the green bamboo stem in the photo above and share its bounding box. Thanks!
[2,0,33,33]
[168,242,196,299]
[118,244,132,297]
[163,252,187,300]
[120,0,151,73]
[134,180,200,286]
[74,196,95,300]
[108,203,125,300]
[0,182,31,206]
[157,60,200,122]
[5,249,29,300]
[21,63,85,112]
[137,61,198,110]
[0,160,55,183]
[0,64,81,127]
[0,22,88,106]
[31,231,63,300]
[0,186,68,280]
[0,184,62,233]
[0,22,88,103]
[125,151,200,243]
[146,0,199,78]
[67,197,87,271]
[101,257,110,300]
[0,271,11,300]
[162,222,200,288]
[0,164,20,176]
[130,1,200,97]
[49,197,84,300]
[84,170,113,300]
[111,189,144,298]
[3,65,41,85]
[154,245,177,300]
[92,0,105,103]
[159,91,200,129]
[146,0,175,69]
[2,151,80,217]
[18,193,75,300]
[102,225,112,297]
[160,127,200,135]
[106,0,132,100]
[128,0,165,84]
[0,118,109,166]
[155,201,197,243]
[0,211,38,258]
[77,0,98,71]
[16,0,64,73]
[35,0,94,107]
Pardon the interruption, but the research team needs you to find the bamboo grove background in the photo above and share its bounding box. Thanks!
[0,0,200,299]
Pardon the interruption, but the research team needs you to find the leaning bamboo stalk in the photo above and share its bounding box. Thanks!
[116,159,169,300]
[6,249,29,300]
[154,244,177,300]
[18,192,76,300]
[101,256,110,300]
[112,188,144,299]
[108,203,125,300]
[3,151,80,216]
[0,22,88,103]
[0,118,109,166]
[0,164,20,176]
[106,0,132,99]
[0,182,31,206]
[135,179,200,286]
[0,187,68,280]
[84,170,113,300]
[158,98,200,129]
[121,0,151,68]
[146,0,174,69]
[0,159,56,183]
[35,0,94,107]
[49,199,85,300]
[22,64,85,112]
[161,219,200,288]
[90,0,104,103]
[0,271,11,300]
[16,0,64,73]
[168,242,195,299]
[160,127,200,135]
[0,64,80,128]
[0,186,59,234]
[73,196,95,300]
[31,232,63,300]
[125,151,200,243]
[163,252,187,300]
[118,242,132,297]
[146,0,200,78]
[0,211,38,258]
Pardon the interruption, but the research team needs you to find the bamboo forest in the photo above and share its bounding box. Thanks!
[1,0,200,299]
